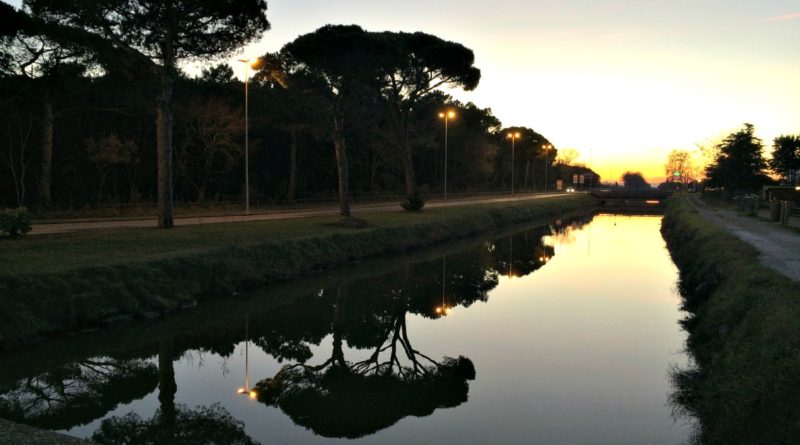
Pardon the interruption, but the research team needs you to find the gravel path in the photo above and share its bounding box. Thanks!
[691,198,800,282]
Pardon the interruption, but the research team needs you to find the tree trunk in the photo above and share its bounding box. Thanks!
[401,136,417,198]
[524,159,531,191]
[156,69,175,228]
[39,99,53,207]
[332,99,350,217]
[287,127,298,204]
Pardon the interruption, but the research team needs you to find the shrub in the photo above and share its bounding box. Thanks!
[401,192,426,212]
[0,207,32,238]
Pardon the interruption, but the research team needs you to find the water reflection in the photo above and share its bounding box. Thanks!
[253,284,476,439]
[0,214,594,443]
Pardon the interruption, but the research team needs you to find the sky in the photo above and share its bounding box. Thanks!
[9,0,800,183]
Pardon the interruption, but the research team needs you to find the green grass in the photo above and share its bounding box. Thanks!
[0,195,595,349]
[661,195,800,445]
[1,200,577,276]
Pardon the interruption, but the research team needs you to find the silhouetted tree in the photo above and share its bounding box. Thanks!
[665,149,695,184]
[374,31,480,209]
[769,134,800,186]
[704,123,769,193]
[621,171,650,189]
[26,0,270,227]
[281,25,383,217]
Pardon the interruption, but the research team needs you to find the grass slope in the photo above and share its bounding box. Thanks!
[0,195,594,349]
[661,195,800,445]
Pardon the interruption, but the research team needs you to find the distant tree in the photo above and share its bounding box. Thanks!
[555,148,579,166]
[621,171,650,189]
[200,63,235,85]
[769,135,800,185]
[704,124,769,193]
[174,98,245,202]
[85,133,138,202]
[27,0,270,227]
[665,149,695,184]
[281,25,383,217]
[495,126,550,191]
[252,52,329,204]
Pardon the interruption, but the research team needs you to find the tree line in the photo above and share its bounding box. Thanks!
[663,124,800,194]
[0,2,598,227]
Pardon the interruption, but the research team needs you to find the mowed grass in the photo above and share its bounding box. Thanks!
[0,198,580,276]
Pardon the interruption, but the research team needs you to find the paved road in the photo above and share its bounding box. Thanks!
[691,198,800,282]
[30,192,567,235]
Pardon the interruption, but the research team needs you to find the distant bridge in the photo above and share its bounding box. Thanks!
[590,189,672,210]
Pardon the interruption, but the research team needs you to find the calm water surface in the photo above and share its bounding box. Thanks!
[0,214,692,444]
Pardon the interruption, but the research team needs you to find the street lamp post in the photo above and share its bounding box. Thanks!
[542,144,552,192]
[238,59,251,215]
[439,110,455,200]
[507,132,521,195]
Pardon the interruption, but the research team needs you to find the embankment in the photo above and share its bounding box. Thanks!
[0,195,595,350]
[661,195,800,445]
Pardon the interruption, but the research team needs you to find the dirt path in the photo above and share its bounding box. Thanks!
[29,192,567,235]
[691,198,800,282]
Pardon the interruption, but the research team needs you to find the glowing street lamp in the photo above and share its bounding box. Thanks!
[542,144,553,192]
[507,132,521,195]
[438,110,456,200]
[238,58,257,215]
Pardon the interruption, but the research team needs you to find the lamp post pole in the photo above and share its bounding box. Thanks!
[439,111,455,200]
[543,144,552,193]
[507,132,520,195]
[239,59,251,215]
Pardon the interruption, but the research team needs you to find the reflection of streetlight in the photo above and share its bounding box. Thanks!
[508,234,514,278]
[438,110,456,200]
[238,58,257,215]
[237,316,257,400]
[542,144,553,192]
[507,132,521,195]
[436,256,453,315]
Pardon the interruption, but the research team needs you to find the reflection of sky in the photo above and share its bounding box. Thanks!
[7,0,799,183]
[57,214,690,444]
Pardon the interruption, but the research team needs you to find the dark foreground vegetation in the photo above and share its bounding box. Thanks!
[661,195,800,444]
[0,194,594,350]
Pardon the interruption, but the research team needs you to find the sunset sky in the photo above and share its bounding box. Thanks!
[12,0,800,184]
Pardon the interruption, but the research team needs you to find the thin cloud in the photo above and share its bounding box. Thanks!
[760,12,800,22]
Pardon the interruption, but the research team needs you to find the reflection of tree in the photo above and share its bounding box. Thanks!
[91,403,257,445]
[254,286,475,439]
[91,338,259,445]
[0,358,157,430]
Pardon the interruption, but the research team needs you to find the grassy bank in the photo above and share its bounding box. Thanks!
[0,195,594,349]
[661,195,800,445]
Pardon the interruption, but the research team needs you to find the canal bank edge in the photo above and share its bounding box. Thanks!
[0,195,596,351]
[661,195,800,444]
[0,417,96,444]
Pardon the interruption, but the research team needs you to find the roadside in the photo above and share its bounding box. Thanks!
[661,194,800,444]
[0,195,596,349]
[688,196,800,282]
[29,192,566,235]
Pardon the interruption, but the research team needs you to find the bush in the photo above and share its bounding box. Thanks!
[401,192,425,212]
[0,207,32,238]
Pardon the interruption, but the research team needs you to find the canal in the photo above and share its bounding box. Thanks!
[0,213,692,444]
